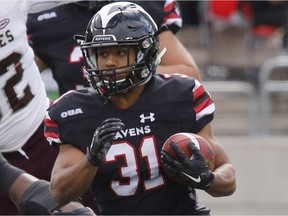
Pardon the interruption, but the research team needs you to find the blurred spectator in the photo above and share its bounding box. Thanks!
[247,1,288,49]
[178,1,200,26]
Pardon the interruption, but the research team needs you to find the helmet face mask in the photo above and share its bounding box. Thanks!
[85,45,146,96]
[80,2,160,97]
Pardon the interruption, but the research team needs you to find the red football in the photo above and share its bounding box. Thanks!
[162,132,215,171]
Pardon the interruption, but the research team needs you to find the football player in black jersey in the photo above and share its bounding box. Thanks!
[27,0,201,96]
[45,2,236,215]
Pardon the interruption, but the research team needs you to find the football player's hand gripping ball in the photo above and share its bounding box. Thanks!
[161,141,214,190]
[87,118,124,166]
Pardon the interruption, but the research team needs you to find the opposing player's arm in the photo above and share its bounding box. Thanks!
[157,30,202,81]
[197,124,237,197]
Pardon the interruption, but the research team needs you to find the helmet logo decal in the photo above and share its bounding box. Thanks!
[92,35,116,42]
[100,6,122,28]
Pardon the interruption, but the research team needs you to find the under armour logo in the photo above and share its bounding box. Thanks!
[140,113,155,123]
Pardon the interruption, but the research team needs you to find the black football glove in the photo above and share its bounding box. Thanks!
[87,118,124,166]
[161,141,214,190]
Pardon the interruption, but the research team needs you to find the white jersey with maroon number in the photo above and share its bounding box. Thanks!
[0,1,49,152]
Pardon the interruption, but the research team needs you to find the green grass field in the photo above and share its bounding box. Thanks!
[47,91,59,100]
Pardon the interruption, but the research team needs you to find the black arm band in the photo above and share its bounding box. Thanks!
[0,155,25,194]
[19,180,59,215]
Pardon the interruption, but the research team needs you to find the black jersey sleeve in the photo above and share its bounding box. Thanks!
[44,89,103,153]
[149,74,215,133]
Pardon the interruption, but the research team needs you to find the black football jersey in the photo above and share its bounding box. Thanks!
[27,1,182,95]
[44,74,214,214]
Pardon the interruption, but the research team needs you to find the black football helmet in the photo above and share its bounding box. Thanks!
[79,1,162,97]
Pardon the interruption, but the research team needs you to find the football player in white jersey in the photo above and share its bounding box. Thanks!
[0,1,95,214]
[0,1,51,153]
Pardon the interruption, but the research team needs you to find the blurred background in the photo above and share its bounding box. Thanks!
[40,1,288,214]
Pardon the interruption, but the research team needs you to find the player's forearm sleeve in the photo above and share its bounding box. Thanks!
[0,154,25,194]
